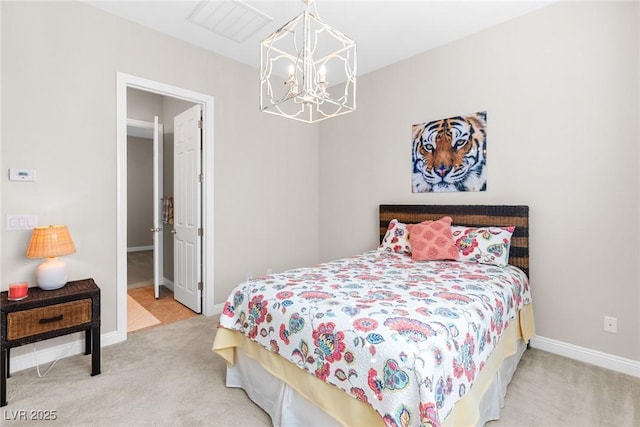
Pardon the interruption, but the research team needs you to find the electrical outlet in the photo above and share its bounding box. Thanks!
[604,316,617,334]
[266,268,273,275]
[246,272,253,281]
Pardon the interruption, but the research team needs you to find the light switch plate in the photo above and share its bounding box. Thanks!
[5,215,38,231]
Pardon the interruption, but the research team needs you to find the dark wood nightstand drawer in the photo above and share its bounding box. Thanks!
[7,299,92,340]
[2,278,101,407]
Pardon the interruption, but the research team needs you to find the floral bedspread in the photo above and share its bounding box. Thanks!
[218,251,531,427]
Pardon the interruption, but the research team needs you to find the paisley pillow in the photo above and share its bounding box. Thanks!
[407,217,458,261]
[451,225,515,267]
[379,219,411,254]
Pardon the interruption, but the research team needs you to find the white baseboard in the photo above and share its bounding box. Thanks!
[530,335,640,378]
[8,331,122,374]
[127,245,153,252]
[212,302,224,316]
[162,278,174,292]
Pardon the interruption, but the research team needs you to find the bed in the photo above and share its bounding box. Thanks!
[213,205,535,427]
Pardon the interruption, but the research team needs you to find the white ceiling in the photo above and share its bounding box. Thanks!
[86,0,553,77]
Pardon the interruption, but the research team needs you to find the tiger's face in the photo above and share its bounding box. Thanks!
[412,112,487,192]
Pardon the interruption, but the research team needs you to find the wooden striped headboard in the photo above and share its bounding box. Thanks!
[379,205,529,276]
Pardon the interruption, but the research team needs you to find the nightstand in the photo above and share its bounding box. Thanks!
[1,278,101,407]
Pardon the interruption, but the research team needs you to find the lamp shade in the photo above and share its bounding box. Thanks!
[27,225,76,290]
[26,225,76,259]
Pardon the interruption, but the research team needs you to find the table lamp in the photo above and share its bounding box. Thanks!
[26,225,76,290]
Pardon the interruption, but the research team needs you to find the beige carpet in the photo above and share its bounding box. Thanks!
[4,316,640,426]
[4,316,271,426]
[126,294,161,332]
[127,250,154,289]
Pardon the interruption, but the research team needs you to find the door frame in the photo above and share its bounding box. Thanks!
[116,72,215,342]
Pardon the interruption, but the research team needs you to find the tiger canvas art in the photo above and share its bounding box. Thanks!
[412,111,487,193]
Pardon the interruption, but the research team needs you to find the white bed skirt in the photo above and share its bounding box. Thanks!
[226,339,527,427]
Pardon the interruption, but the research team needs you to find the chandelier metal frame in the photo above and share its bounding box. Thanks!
[259,0,357,123]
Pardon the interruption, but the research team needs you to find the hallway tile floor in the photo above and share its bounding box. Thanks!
[128,285,198,329]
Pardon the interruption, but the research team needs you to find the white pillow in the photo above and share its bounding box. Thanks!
[451,225,515,267]
[379,219,411,254]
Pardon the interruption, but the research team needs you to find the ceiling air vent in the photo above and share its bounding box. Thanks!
[187,0,272,43]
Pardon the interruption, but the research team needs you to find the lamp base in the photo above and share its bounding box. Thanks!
[36,257,68,290]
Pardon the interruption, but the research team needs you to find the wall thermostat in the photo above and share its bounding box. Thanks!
[9,168,36,181]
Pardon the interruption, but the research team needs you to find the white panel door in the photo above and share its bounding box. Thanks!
[152,116,163,299]
[173,105,202,313]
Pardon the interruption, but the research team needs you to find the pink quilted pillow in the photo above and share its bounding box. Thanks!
[407,217,458,261]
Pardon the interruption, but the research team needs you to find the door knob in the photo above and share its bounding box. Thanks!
[171,229,177,235]
[149,227,163,232]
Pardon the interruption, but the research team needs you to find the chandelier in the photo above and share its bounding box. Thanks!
[259,0,357,123]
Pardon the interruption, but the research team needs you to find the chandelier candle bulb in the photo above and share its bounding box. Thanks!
[318,66,326,82]
[8,282,28,300]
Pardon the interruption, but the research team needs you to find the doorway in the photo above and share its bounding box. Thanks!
[126,116,162,296]
[116,73,215,343]
[126,114,185,332]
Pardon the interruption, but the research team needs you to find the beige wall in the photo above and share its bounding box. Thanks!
[126,135,153,248]
[126,89,161,251]
[0,0,319,348]
[2,1,637,366]
[127,88,163,123]
[319,1,639,361]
